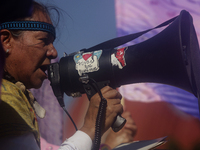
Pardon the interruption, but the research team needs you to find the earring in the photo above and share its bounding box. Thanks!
[6,49,9,54]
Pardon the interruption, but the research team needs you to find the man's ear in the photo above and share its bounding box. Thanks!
[0,29,12,53]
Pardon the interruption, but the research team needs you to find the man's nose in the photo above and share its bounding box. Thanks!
[47,44,58,59]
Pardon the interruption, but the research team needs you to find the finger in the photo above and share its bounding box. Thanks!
[124,122,137,129]
[121,128,135,135]
[106,103,124,118]
[124,124,137,136]
[91,87,121,104]
[103,90,122,100]
[101,86,122,99]
[121,112,135,125]
[106,98,121,106]
[125,117,135,124]
[101,86,113,93]
[121,111,131,118]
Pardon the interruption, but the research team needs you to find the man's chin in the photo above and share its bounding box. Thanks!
[27,80,44,89]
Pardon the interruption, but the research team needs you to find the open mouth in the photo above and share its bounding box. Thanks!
[40,65,48,77]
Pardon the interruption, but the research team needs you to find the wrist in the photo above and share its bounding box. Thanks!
[80,125,95,141]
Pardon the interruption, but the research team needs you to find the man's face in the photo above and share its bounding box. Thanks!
[5,10,57,89]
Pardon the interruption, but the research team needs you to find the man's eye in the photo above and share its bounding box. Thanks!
[40,38,49,45]
[43,38,48,44]
[39,35,54,45]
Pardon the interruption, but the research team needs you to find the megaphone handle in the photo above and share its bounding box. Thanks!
[80,75,126,132]
[81,80,126,132]
[112,115,126,132]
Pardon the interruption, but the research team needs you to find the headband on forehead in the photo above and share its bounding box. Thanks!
[0,21,56,38]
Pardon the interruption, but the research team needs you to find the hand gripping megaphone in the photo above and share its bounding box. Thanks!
[48,10,200,134]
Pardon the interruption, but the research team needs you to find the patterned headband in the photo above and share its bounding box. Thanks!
[0,21,56,38]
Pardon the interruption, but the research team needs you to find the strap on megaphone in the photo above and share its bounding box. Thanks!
[85,16,178,52]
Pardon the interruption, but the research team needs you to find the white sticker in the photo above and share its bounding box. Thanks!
[74,50,102,76]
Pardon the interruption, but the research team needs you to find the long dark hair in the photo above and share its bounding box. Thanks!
[0,0,33,23]
[7,1,60,38]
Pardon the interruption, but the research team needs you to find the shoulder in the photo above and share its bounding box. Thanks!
[1,79,27,103]
[0,79,37,139]
[0,79,32,121]
[1,79,24,97]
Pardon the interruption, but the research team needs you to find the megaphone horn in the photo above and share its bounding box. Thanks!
[57,10,199,100]
[113,10,197,96]
[48,10,200,133]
